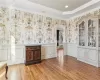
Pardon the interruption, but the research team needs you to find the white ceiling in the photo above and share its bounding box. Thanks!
[29,0,91,11]
[1,0,100,19]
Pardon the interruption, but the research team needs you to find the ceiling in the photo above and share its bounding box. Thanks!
[29,0,91,11]
[1,0,100,19]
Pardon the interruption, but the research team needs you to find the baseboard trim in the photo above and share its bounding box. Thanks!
[77,57,99,67]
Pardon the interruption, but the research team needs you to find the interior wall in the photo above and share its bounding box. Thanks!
[0,7,67,45]
[0,6,79,63]
[1,5,100,65]
[0,7,68,65]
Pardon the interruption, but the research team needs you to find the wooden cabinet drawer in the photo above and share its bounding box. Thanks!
[26,46,41,50]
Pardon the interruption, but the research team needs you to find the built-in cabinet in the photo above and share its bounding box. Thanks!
[77,16,100,67]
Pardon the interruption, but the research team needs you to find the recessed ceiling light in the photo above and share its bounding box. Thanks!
[65,5,68,8]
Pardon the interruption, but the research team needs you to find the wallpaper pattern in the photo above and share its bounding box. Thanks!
[66,9,100,44]
[0,7,67,45]
[0,7,100,45]
[0,7,9,45]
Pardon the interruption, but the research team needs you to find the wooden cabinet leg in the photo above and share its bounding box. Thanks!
[5,66,8,79]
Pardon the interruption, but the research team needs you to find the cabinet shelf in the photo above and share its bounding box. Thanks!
[88,19,96,47]
[79,21,85,46]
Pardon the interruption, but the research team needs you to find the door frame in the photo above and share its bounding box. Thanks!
[54,25,66,57]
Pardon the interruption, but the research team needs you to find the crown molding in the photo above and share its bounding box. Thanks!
[0,0,100,19]
[63,0,100,15]
[69,6,100,20]
[0,0,66,19]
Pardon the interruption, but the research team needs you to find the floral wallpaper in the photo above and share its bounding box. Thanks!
[0,7,67,45]
[66,9,100,44]
[66,20,78,43]
[0,7,9,45]
[0,6,100,45]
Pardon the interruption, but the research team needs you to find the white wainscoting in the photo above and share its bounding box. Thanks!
[0,45,26,65]
[98,51,100,62]
[77,47,98,67]
[1,44,100,67]
[63,43,67,56]
[98,50,100,67]
[41,43,68,59]
[41,44,57,59]
[0,46,8,61]
[66,43,77,58]
[7,45,25,65]
[0,44,57,65]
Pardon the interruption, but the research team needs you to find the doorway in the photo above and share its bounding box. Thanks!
[56,29,64,57]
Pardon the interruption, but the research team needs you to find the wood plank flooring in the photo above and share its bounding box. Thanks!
[1,56,100,80]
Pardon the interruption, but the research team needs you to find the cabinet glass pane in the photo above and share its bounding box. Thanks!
[79,21,85,46]
[99,19,100,47]
[88,19,96,47]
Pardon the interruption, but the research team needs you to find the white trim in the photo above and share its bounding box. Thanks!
[70,6,100,19]
[0,0,65,20]
[0,0,100,19]
[63,0,100,15]
[1,0,100,19]
[0,4,65,20]
[12,6,64,20]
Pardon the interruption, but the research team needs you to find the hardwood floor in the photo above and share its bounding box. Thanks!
[57,48,64,57]
[1,56,100,80]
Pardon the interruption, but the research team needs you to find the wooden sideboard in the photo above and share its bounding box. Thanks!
[25,45,41,65]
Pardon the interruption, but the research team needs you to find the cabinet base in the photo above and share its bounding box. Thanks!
[25,60,41,66]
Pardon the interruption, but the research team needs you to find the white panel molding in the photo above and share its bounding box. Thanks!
[98,62,100,67]
[63,43,67,56]
[77,48,85,59]
[66,43,77,58]
[0,48,8,61]
[77,48,99,67]
[87,50,97,61]
[11,48,25,59]
[0,45,25,65]
[41,44,57,59]
[99,52,100,62]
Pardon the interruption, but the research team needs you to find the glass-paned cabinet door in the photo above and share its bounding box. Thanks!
[99,19,100,47]
[79,21,85,46]
[88,19,96,47]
